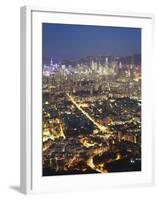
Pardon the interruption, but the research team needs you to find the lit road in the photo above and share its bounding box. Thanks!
[87,150,123,173]
[56,118,66,139]
[66,93,109,133]
[86,147,108,173]
[43,118,65,152]
[87,156,108,173]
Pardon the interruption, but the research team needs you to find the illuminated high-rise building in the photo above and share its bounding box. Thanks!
[105,57,109,67]
[91,60,95,70]
[50,58,53,66]
[119,61,122,69]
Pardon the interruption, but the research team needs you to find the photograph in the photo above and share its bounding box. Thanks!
[42,23,141,176]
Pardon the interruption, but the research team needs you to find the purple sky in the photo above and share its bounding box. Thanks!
[42,23,141,62]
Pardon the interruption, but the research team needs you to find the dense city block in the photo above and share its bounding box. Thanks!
[42,55,141,176]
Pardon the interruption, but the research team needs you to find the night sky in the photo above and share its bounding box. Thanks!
[42,23,141,62]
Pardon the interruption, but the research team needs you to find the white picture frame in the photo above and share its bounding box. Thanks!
[20,5,154,194]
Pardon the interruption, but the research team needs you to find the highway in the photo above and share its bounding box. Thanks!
[66,93,109,133]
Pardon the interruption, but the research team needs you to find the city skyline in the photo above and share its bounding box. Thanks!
[42,23,141,62]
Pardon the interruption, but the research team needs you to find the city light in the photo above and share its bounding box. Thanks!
[42,55,141,176]
[42,24,141,176]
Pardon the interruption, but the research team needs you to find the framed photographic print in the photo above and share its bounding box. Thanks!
[20,6,154,194]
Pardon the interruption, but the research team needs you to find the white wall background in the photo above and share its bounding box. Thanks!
[0,0,158,199]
